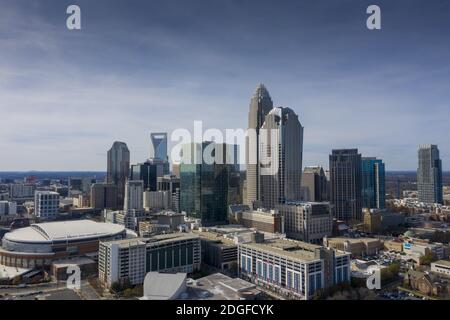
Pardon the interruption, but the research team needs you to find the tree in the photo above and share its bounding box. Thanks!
[381,262,400,284]
[110,282,122,293]
[419,251,437,266]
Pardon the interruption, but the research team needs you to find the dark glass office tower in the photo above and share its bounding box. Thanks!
[107,141,130,207]
[130,161,158,191]
[180,142,231,226]
[301,166,328,202]
[362,157,386,209]
[417,145,443,204]
[329,149,363,223]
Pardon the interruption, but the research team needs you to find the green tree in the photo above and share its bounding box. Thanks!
[110,282,122,293]
[419,251,437,266]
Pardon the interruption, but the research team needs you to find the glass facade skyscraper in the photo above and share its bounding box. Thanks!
[329,149,363,223]
[130,161,158,191]
[107,141,130,207]
[362,157,385,209]
[150,132,168,161]
[180,142,232,226]
[417,145,443,204]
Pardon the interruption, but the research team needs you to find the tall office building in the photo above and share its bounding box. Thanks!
[10,184,35,199]
[362,157,386,209]
[417,145,443,204]
[259,107,303,209]
[329,149,363,223]
[157,175,180,212]
[0,201,17,217]
[172,162,181,178]
[150,133,168,161]
[34,191,60,220]
[277,202,333,244]
[245,84,273,207]
[124,180,144,212]
[130,161,158,191]
[180,142,231,226]
[107,142,130,207]
[91,183,118,210]
[301,166,328,202]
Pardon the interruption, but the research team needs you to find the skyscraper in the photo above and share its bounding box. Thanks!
[124,180,144,212]
[151,132,168,161]
[180,142,231,226]
[362,157,386,209]
[107,142,130,207]
[259,107,303,209]
[245,84,273,207]
[329,149,363,223]
[301,166,328,202]
[417,145,443,204]
[34,191,60,220]
[130,161,158,191]
[90,183,118,210]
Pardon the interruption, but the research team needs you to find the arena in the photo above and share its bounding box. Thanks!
[0,220,126,268]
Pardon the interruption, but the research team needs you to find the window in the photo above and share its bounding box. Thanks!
[269,264,274,281]
[257,261,262,277]
[241,255,247,271]
[294,273,300,292]
[286,270,293,288]
[316,273,322,290]
[309,274,315,295]
[274,266,280,284]
[263,262,267,279]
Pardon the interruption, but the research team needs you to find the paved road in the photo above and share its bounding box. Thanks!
[78,280,102,300]
[0,281,61,295]
[1,280,103,300]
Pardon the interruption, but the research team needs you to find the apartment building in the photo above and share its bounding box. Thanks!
[99,233,201,287]
[98,239,147,288]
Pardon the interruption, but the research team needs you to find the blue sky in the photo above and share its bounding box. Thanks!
[0,0,449,171]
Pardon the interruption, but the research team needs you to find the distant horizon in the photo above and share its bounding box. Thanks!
[2,170,450,174]
[1,1,450,171]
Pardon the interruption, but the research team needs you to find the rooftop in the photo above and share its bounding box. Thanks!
[3,220,125,243]
[144,232,199,244]
[185,273,261,300]
[102,233,199,248]
[327,237,382,244]
[141,272,187,300]
[35,191,59,195]
[0,265,32,280]
[433,260,450,267]
[193,230,236,246]
[100,238,146,249]
[52,257,96,268]
[240,238,323,262]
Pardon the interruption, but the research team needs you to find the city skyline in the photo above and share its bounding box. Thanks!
[1,0,450,171]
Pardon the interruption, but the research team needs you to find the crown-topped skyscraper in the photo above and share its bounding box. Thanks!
[245,84,273,207]
[245,84,303,209]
